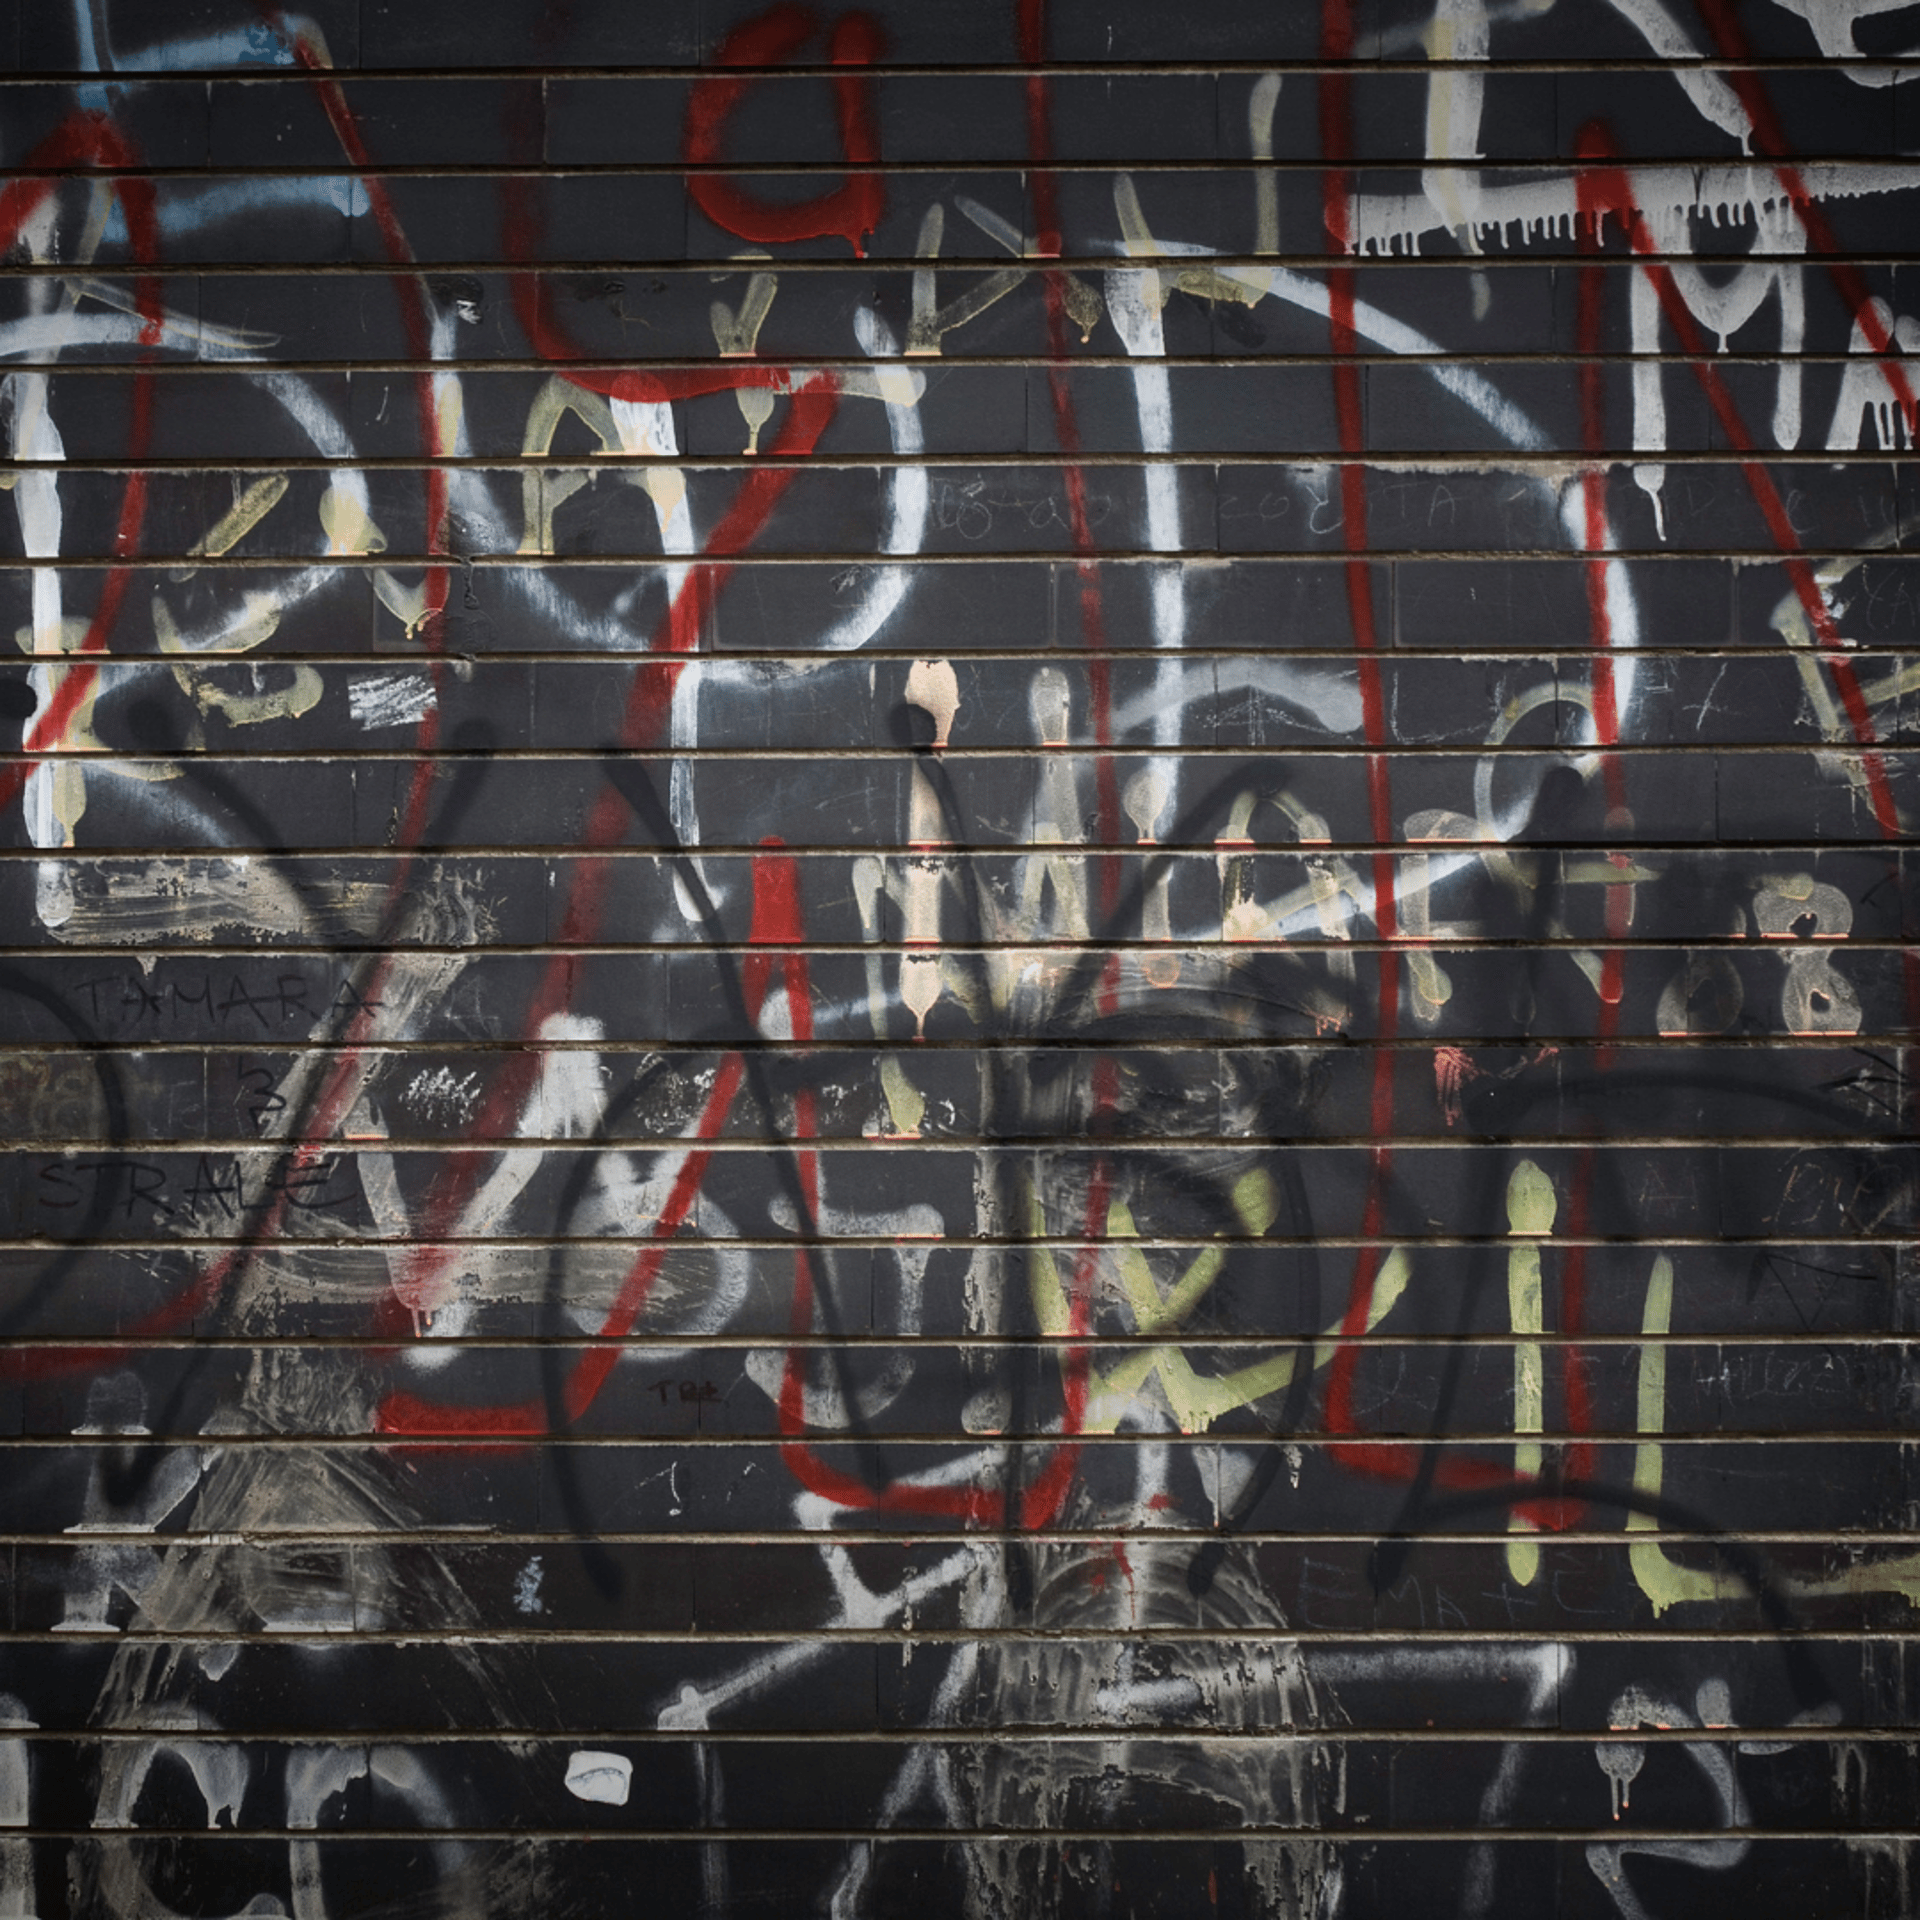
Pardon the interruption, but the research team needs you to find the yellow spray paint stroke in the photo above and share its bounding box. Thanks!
[1214,787,1340,947]
[907,201,1026,356]
[187,661,324,729]
[1562,858,1662,887]
[1028,1179,1411,1434]
[522,375,621,455]
[1232,1169,1278,1237]
[1248,75,1282,255]
[1765,545,1915,820]
[1505,1160,1552,1586]
[1506,1160,1555,1236]
[434,379,466,461]
[1397,853,1454,1024]
[1632,1254,1920,1613]
[1082,1248,1413,1435]
[878,1056,925,1138]
[155,586,320,727]
[1125,769,1180,987]
[175,474,290,577]
[1114,173,1258,315]
[518,376,622,553]
[1629,1254,1741,1614]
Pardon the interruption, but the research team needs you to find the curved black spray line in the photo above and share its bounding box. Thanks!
[1185,744,1907,1604]
[1367,1067,1898,1601]
[535,1049,682,1600]
[1041,766,1364,1581]
[98,717,500,1504]
[943,755,1346,1596]
[883,710,1053,1601]
[1361,798,1570,1591]
[527,749,922,1594]
[597,757,892,1476]
[1185,1131,1323,1600]
[905,741,1341,1613]
[924,752,1342,1587]
[1364,1473,1838,1714]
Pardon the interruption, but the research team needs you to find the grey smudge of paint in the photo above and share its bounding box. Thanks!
[514,1557,546,1617]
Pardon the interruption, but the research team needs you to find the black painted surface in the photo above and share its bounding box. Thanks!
[0,2,1915,1916]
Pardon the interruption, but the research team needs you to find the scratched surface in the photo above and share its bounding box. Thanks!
[0,1,1916,1915]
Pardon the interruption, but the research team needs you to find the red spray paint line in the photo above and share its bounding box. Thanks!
[380,845,792,1435]
[63,6,467,1314]
[382,11,882,1341]
[387,832,1100,1528]
[1573,126,1899,839]
[12,20,465,1373]
[1696,0,1917,442]
[397,375,840,1257]
[508,3,882,390]
[1313,28,1585,1525]
[1318,0,1456,1491]
[752,833,1109,1531]
[1531,92,1891,1514]
[685,4,885,256]
[1322,116,1913,1513]
[1513,146,1658,1525]
[1008,0,1118,1530]
[19,66,838,1373]
[377,11,855,1364]
[375,377,842,1366]
[0,116,162,816]
[385,839,1101,1537]
[1670,8,1920,1080]
[264,11,455,862]
[768,840,1012,1525]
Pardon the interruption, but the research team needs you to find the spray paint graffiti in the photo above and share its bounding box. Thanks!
[0,0,1916,1912]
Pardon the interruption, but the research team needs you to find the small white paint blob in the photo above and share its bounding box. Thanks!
[564,1751,632,1807]
[513,1556,545,1617]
